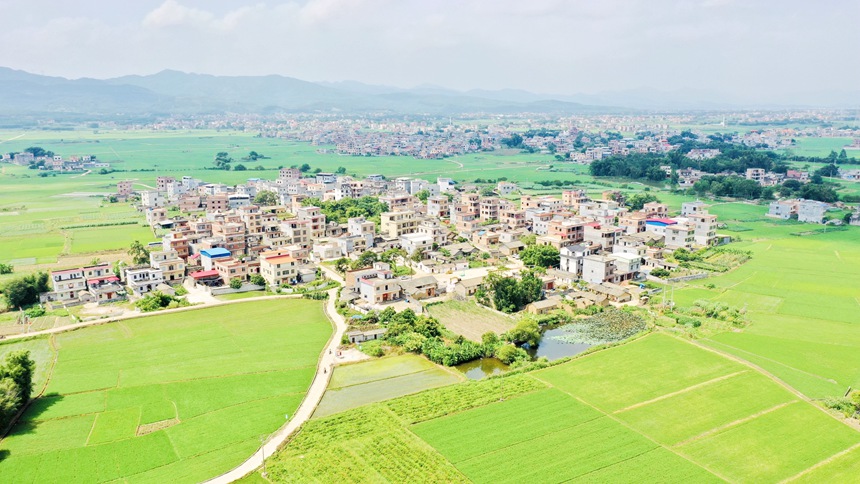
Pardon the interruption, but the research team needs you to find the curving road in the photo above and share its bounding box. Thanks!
[203,281,347,483]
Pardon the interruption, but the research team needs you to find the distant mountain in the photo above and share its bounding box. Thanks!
[0,67,167,115]
[0,67,626,119]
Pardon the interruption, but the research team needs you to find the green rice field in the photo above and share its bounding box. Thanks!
[314,354,463,418]
[255,333,860,483]
[0,299,331,483]
[672,202,860,398]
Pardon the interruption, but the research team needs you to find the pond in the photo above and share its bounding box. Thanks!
[525,326,593,361]
[454,357,509,380]
[454,326,593,380]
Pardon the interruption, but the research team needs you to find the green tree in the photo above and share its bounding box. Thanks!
[520,234,537,246]
[626,193,660,210]
[504,317,541,347]
[299,163,311,172]
[250,274,266,286]
[520,245,560,268]
[229,278,243,289]
[0,350,36,404]
[233,164,247,171]
[415,189,430,203]
[128,240,150,265]
[335,166,347,174]
[495,344,529,364]
[334,257,350,274]
[1,273,49,308]
[0,263,13,274]
[480,186,495,197]
[254,190,279,206]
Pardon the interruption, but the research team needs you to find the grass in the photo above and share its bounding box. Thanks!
[0,299,331,483]
[426,300,514,342]
[313,355,463,418]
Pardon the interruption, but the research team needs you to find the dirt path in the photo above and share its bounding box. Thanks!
[203,287,347,483]
[72,170,91,178]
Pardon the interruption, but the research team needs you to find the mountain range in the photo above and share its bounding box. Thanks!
[1,67,859,120]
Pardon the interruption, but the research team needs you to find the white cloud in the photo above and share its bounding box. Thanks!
[143,0,214,28]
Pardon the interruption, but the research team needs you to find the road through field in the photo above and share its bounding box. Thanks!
[203,286,347,483]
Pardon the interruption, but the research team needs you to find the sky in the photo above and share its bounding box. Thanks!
[0,0,857,103]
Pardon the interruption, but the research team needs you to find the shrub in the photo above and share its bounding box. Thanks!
[360,340,385,357]
[495,344,529,364]
[250,274,266,286]
[229,278,243,289]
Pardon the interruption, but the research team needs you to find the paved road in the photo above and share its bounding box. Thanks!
[203,286,347,483]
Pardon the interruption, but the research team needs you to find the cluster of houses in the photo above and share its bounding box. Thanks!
[2,152,110,172]
[50,169,727,313]
[766,198,853,225]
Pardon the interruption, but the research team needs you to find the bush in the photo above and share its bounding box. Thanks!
[359,340,385,357]
[250,274,266,286]
[495,344,529,364]
[24,306,45,318]
[229,278,243,289]
[135,291,188,312]
[650,268,670,278]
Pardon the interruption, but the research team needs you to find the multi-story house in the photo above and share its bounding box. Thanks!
[380,211,419,238]
[150,249,186,284]
[125,267,164,296]
[260,253,298,287]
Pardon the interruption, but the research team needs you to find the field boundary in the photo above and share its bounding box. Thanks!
[614,370,749,414]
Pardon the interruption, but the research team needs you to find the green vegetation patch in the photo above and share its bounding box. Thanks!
[412,388,602,464]
[534,333,742,412]
[677,402,860,482]
[0,299,331,483]
[615,371,796,445]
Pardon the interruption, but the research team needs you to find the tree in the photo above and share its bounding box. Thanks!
[626,193,660,210]
[213,152,233,170]
[128,240,150,265]
[520,234,537,246]
[351,250,378,270]
[415,189,430,203]
[233,164,247,171]
[0,263,12,274]
[254,190,279,206]
[335,166,347,174]
[504,317,541,347]
[0,351,35,404]
[250,274,266,286]
[495,344,529,364]
[299,163,311,172]
[229,278,243,289]
[520,245,560,268]
[1,273,49,308]
[479,186,495,197]
[334,257,350,274]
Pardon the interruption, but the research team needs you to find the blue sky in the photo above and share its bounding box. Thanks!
[0,0,857,102]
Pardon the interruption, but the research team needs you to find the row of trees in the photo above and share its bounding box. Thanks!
[0,350,36,431]
[374,308,532,366]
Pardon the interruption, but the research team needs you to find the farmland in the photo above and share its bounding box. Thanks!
[0,299,332,483]
[314,354,463,418]
[256,333,860,483]
[426,300,514,342]
[670,202,860,399]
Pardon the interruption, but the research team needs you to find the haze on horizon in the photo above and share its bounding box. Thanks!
[1,0,857,105]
